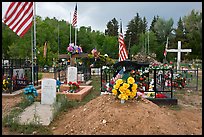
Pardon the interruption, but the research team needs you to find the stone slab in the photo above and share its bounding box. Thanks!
[18,102,61,126]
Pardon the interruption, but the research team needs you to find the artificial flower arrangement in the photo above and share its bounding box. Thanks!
[111,76,142,103]
[67,81,80,93]
[67,43,83,55]
[2,76,12,92]
[23,85,38,102]
[56,80,62,92]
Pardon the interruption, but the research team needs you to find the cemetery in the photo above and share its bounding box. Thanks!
[2,2,202,135]
[2,39,202,135]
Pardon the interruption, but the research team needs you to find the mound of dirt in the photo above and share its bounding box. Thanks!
[51,94,202,135]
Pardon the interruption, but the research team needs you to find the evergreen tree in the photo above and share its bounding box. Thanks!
[105,18,119,36]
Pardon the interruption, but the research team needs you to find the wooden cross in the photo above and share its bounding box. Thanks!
[166,41,192,70]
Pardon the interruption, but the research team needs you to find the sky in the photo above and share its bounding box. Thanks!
[2,2,202,33]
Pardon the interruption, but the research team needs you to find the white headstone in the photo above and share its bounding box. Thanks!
[166,41,192,70]
[67,66,77,82]
[41,78,56,105]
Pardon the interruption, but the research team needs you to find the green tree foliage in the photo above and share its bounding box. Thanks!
[2,9,202,66]
[182,9,202,59]
[149,15,159,33]
[125,12,148,54]
[154,17,174,43]
[105,18,119,36]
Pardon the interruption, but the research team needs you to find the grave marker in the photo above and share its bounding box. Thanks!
[166,41,192,70]
[41,78,56,105]
[67,66,77,82]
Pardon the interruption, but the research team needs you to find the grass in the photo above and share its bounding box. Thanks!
[38,73,43,80]
[2,94,53,135]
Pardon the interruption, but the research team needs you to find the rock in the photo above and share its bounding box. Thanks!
[32,131,37,135]
[102,119,107,124]
[52,127,56,130]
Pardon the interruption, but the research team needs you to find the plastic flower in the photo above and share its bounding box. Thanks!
[113,84,120,89]
[67,45,74,52]
[127,77,135,84]
[23,85,38,102]
[119,86,126,93]
[118,93,128,100]
[122,83,130,89]
[130,91,137,99]
[131,83,138,91]
[125,89,131,96]
[112,89,118,95]
[116,79,123,85]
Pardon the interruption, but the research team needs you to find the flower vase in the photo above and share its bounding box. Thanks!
[121,99,125,104]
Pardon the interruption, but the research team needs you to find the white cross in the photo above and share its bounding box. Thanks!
[166,41,192,70]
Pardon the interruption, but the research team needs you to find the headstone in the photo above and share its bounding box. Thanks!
[67,66,77,82]
[166,41,192,70]
[41,78,56,105]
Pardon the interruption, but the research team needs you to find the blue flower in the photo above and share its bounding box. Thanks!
[56,80,62,86]
[23,84,38,101]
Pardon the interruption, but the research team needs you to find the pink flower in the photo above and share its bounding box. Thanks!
[67,45,74,52]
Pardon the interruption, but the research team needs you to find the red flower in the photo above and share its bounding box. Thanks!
[139,77,144,81]
[156,93,167,98]
[110,80,115,85]
[68,81,72,85]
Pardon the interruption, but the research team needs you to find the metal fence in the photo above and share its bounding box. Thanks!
[174,67,199,91]
[101,66,175,98]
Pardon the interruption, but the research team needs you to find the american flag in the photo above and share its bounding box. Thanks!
[3,2,33,37]
[163,48,167,57]
[72,4,77,27]
[118,20,128,62]
[111,68,124,82]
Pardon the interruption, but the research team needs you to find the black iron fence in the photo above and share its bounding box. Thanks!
[101,66,175,98]
[2,62,38,93]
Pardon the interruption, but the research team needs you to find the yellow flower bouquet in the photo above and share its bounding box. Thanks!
[112,76,138,102]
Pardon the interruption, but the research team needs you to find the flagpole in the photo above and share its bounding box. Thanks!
[118,19,121,62]
[75,27,77,46]
[31,2,36,85]
[58,20,60,60]
[33,2,37,85]
[31,18,34,85]
[70,12,72,44]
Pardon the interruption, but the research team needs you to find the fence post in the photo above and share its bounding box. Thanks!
[101,66,103,92]
[153,69,157,98]
[171,69,173,98]
[196,66,198,91]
